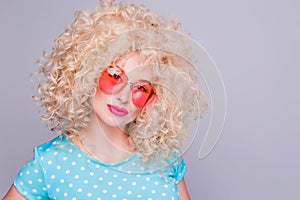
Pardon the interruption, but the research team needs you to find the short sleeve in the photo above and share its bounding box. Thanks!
[172,158,187,184]
[14,147,48,200]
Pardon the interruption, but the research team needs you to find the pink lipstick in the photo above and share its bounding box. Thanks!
[107,104,129,117]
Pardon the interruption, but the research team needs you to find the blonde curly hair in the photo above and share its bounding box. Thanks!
[35,0,208,163]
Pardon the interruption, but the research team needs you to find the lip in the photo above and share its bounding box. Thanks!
[107,104,129,117]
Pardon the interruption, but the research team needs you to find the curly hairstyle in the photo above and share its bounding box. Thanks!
[35,0,208,163]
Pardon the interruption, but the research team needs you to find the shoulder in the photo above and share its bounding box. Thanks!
[32,134,76,166]
[35,135,70,155]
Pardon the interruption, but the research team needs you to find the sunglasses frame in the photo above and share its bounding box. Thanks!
[98,65,157,107]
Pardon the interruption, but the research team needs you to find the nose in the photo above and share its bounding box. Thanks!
[115,83,131,104]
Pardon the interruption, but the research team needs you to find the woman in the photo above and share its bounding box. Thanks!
[4,0,207,199]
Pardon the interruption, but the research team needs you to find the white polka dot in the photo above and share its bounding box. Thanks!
[146,177,151,182]
[71,162,76,166]
[117,186,122,190]
[127,190,132,194]
[148,198,153,200]
[87,159,91,163]
[95,164,100,168]
[72,197,76,200]
[74,175,79,179]
[136,174,141,178]
[54,152,58,156]
[56,188,60,192]
[118,166,123,170]
[141,186,146,190]
[34,169,39,173]
[97,198,102,200]
[80,167,85,171]
[171,196,175,200]
[56,165,61,170]
[20,181,24,186]
[69,149,73,153]
[20,172,23,176]
[26,170,30,175]
[172,187,175,192]
[46,148,50,152]
[83,180,88,184]
[77,154,82,158]
[102,189,108,194]
[37,196,42,199]
[127,171,132,174]
[154,181,159,185]
[69,183,73,188]
[131,162,136,166]
[63,157,67,161]
[122,178,127,182]
[50,175,56,179]
[32,189,37,193]
[37,178,42,183]
[93,185,98,189]
[132,182,137,186]
[87,193,92,197]
[40,156,44,160]
[28,180,33,184]
[104,169,109,174]
[151,189,156,194]
[108,181,113,186]
[137,194,142,198]
[23,191,28,195]
[48,161,53,165]
[77,188,82,192]
[113,174,118,178]
[90,172,95,176]
[164,184,168,188]
[98,177,103,181]
[42,187,46,191]
[60,179,64,183]
[162,192,167,196]
[64,193,68,197]
[46,184,51,189]
[65,170,70,174]
[112,194,117,198]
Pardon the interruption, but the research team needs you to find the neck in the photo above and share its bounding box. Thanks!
[77,112,131,164]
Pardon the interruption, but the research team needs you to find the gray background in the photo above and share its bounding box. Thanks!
[1,0,299,199]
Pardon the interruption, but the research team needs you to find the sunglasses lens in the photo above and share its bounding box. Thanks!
[132,83,156,107]
[98,66,125,94]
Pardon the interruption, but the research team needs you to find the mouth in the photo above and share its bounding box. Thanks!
[107,104,129,117]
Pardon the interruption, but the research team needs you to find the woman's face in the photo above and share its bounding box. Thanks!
[92,53,155,129]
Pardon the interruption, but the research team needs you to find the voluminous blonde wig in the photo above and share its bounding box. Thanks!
[35,0,208,163]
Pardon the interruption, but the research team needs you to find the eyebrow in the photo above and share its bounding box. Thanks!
[128,79,152,85]
[110,64,152,84]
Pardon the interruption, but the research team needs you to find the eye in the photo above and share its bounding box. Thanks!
[107,66,123,81]
[135,84,147,92]
[111,73,121,80]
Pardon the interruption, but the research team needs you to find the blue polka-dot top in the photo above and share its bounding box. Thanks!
[14,135,186,200]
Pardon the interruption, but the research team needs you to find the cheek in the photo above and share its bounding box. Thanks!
[128,104,142,119]
[93,90,109,111]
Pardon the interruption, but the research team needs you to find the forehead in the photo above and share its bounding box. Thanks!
[116,52,153,82]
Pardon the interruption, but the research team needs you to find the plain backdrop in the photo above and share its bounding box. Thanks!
[1,0,300,199]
